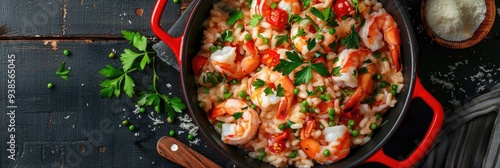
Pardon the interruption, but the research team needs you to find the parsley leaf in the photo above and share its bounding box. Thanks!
[332,66,342,76]
[342,25,361,49]
[233,112,243,119]
[264,87,274,96]
[303,0,310,7]
[219,30,235,43]
[274,51,330,85]
[295,65,313,85]
[252,79,266,88]
[306,38,316,51]
[311,62,330,76]
[276,84,285,97]
[249,14,263,27]
[56,61,71,81]
[289,14,303,23]
[273,51,303,75]
[275,35,289,47]
[227,10,243,26]
[100,30,187,122]
[296,28,306,37]
[310,7,324,20]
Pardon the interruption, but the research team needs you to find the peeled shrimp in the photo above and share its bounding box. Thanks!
[210,44,260,79]
[211,99,260,145]
[360,9,401,71]
[300,125,351,164]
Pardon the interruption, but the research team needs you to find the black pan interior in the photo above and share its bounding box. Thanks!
[180,0,417,167]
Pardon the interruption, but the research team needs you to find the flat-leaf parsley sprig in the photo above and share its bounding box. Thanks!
[99,30,186,122]
[273,51,330,85]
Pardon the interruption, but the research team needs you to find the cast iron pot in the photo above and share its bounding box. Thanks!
[151,0,444,167]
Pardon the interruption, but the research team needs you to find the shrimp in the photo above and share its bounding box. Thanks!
[210,42,260,79]
[299,125,351,164]
[290,11,355,59]
[331,48,377,113]
[360,9,401,71]
[211,99,260,145]
[278,0,301,15]
[248,68,295,119]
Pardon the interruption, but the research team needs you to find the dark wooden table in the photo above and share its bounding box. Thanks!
[0,0,498,168]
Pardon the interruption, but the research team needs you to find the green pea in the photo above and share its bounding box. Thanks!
[301,100,308,107]
[379,81,387,88]
[317,34,324,41]
[199,102,206,108]
[352,129,359,137]
[169,130,175,136]
[256,67,262,72]
[390,90,396,96]
[301,107,307,113]
[329,27,335,35]
[188,134,194,140]
[245,96,251,101]
[121,120,129,126]
[289,151,297,158]
[329,120,335,126]
[108,52,115,58]
[63,49,70,56]
[391,84,398,91]
[370,123,378,130]
[293,88,300,95]
[239,91,247,98]
[217,121,223,128]
[231,79,239,84]
[245,34,252,41]
[139,107,146,113]
[376,113,381,119]
[348,119,355,127]
[47,83,53,89]
[173,0,179,3]
[251,104,257,109]
[382,57,389,61]
[237,24,244,29]
[263,38,269,44]
[203,87,210,94]
[372,74,383,81]
[328,108,335,116]
[270,2,278,9]
[278,123,287,130]
[128,125,135,131]
[323,149,330,156]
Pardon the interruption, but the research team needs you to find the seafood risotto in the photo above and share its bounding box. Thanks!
[192,0,404,167]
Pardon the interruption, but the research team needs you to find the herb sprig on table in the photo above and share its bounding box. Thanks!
[99,30,186,122]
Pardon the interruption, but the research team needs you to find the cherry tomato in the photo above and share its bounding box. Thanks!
[267,129,291,153]
[261,50,280,67]
[192,55,208,75]
[313,57,326,65]
[266,9,288,28]
[333,0,354,19]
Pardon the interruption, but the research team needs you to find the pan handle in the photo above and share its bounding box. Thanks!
[151,0,183,67]
[364,75,444,167]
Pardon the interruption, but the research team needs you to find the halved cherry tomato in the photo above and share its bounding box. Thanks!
[261,49,280,67]
[267,129,291,153]
[266,9,288,28]
[192,55,208,75]
[333,0,354,19]
[313,57,326,65]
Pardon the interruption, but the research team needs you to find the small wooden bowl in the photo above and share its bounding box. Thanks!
[421,0,496,49]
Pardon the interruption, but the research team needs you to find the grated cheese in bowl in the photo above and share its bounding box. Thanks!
[425,0,487,41]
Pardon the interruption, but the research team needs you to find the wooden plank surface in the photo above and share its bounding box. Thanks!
[0,0,499,167]
[0,0,182,37]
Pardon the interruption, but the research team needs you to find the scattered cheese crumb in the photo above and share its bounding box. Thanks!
[148,115,164,125]
[132,105,141,114]
[166,83,172,88]
[64,115,70,119]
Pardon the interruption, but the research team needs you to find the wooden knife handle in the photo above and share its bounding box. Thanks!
[157,136,221,168]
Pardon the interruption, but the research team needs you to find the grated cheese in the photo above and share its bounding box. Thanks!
[425,0,486,41]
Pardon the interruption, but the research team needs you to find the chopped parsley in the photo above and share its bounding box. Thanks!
[233,112,243,119]
[56,61,71,81]
[275,35,289,47]
[342,25,361,49]
[249,14,263,27]
[226,9,243,26]
[273,51,330,85]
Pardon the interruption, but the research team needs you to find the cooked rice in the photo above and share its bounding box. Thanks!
[193,0,404,167]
